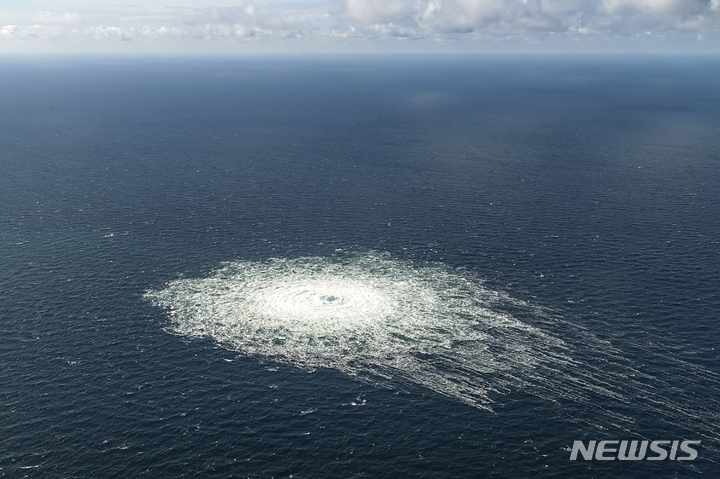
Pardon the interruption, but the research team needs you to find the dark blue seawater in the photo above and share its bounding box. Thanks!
[1,56,718,478]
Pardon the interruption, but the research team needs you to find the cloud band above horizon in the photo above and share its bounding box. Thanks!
[1,0,719,53]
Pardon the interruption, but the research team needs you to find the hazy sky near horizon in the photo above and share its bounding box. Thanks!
[1,0,719,54]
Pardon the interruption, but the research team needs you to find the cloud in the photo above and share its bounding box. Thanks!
[602,0,705,16]
[1,25,17,38]
[86,25,133,41]
[416,0,507,31]
[1,0,720,52]
[141,25,183,39]
[345,0,413,23]
[0,23,80,41]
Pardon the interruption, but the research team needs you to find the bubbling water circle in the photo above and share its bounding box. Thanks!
[145,251,574,410]
[145,250,720,455]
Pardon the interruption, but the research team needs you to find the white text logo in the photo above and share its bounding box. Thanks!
[569,440,700,461]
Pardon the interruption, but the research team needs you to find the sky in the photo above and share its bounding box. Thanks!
[0,0,719,54]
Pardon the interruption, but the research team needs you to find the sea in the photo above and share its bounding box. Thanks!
[0,55,718,478]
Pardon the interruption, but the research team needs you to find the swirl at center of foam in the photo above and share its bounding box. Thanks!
[254,279,393,325]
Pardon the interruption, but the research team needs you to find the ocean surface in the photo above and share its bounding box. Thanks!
[0,55,718,478]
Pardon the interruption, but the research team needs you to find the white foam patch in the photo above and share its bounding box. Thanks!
[145,251,569,409]
[144,249,720,451]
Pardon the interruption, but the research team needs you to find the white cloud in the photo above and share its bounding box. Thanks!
[415,0,507,31]
[141,25,183,39]
[540,0,588,17]
[1,25,17,38]
[86,25,134,41]
[602,0,705,15]
[1,0,720,52]
[345,0,413,23]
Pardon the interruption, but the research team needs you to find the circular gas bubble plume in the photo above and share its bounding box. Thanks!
[145,250,573,410]
[146,250,720,460]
